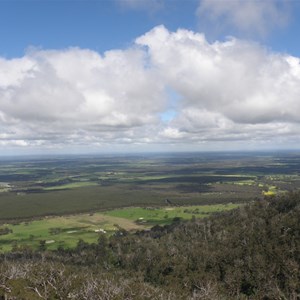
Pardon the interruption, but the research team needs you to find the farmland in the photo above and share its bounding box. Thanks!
[0,151,300,251]
[0,204,238,252]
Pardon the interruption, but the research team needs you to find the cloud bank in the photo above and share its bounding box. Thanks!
[1,25,300,152]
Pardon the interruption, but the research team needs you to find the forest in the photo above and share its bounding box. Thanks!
[0,192,300,299]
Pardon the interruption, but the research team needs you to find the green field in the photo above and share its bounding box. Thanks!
[0,204,239,252]
[103,203,239,225]
[43,181,98,190]
[0,212,142,252]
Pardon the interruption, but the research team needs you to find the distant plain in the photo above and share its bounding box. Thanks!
[0,152,299,251]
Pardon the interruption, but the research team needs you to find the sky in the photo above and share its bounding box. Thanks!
[1,0,300,155]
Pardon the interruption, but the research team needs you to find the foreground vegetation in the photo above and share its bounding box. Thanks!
[1,192,300,299]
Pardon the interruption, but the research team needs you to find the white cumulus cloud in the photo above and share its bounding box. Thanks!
[0,46,166,150]
[137,26,300,123]
[1,25,300,152]
[136,25,300,148]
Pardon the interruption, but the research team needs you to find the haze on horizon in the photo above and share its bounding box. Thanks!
[1,0,300,155]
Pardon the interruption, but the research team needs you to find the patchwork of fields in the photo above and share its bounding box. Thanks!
[0,152,300,251]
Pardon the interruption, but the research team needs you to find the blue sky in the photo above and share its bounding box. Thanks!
[1,0,299,57]
[1,0,300,154]
[0,0,197,58]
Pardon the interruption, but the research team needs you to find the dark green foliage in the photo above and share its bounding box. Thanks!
[1,192,300,299]
[38,240,46,251]
[49,227,63,235]
[0,227,12,235]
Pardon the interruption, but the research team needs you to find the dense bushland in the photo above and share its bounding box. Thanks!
[1,192,300,299]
